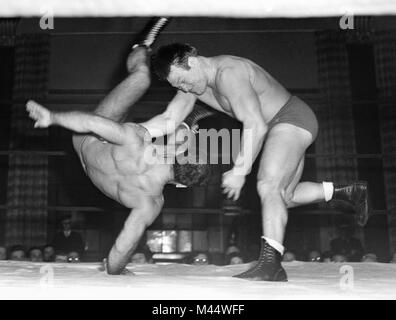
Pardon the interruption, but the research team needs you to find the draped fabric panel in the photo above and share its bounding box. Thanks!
[0,19,18,47]
[5,34,50,247]
[373,31,396,253]
[314,31,358,191]
[314,31,359,250]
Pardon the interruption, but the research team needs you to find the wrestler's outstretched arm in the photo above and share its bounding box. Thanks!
[218,68,268,200]
[106,196,164,275]
[26,100,139,145]
[140,90,196,138]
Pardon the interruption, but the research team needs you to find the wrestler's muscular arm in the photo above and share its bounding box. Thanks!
[106,196,164,275]
[140,90,196,138]
[218,67,267,200]
[26,100,140,145]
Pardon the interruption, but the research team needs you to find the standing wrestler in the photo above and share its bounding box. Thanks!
[26,19,213,275]
[142,43,370,281]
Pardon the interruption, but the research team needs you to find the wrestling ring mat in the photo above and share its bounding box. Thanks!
[0,261,395,299]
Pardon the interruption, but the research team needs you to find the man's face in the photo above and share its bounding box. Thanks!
[10,250,25,261]
[230,256,244,265]
[309,251,321,262]
[62,219,72,231]
[131,253,148,264]
[43,246,55,261]
[167,60,206,95]
[0,247,6,260]
[192,253,209,265]
[30,249,43,262]
[67,251,80,263]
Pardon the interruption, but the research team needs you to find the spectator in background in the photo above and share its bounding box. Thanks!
[224,245,244,265]
[333,254,347,263]
[130,245,153,264]
[9,245,26,261]
[225,245,240,256]
[225,252,245,265]
[330,224,364,262]
[28,247,43,262]
[53,215,84,257]
[308,250,321,262]
[55,252,68,263]
[43,245,55,262]
[282,251,296,262]
[0,246,7,261]
[67,251,80,263]
[190,252,210,266]
[390,252,396,264]
[321,251,333,263]
[361,253,377,262]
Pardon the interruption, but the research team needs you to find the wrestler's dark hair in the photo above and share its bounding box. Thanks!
[173,161,211,187]
[151,43,198,80]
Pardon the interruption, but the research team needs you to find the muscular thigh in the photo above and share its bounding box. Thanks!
[258,123,313,189]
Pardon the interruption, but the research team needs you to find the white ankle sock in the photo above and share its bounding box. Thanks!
[322,181,334,202]
[262,236,285,255]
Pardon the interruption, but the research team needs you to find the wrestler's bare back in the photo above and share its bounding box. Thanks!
[76,125,170,208]
[197,55,292,122]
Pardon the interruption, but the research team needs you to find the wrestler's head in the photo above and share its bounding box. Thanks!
[152,43,207,95]
[172,147,212,187]
[173,162,211,187]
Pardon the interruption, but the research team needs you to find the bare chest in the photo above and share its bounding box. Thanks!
[198,88,234,117]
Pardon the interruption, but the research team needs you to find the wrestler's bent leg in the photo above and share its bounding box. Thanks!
[234,123,313,281]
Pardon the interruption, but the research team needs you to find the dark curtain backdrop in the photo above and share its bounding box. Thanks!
[5,34,50,247]
[373,30,396,254]
[0,19,17,47]
[314,31,358,196]
[314,31,360,249]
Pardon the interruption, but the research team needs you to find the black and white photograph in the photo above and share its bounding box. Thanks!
[0,0,396,304]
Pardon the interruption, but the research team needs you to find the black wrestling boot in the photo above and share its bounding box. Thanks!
[233,239,287,282]
[332,181,371,227]
[132,17,171,51]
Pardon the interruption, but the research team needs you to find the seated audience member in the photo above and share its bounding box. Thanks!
[54,252,68,263]
[131,245,153,264]
[308,250,321,262]
[282,251,296,262]
[67,251,80,263]
[43,245,55,262]
[361,253,377,262]
[321,251,333,263]
[190,252,210,266]
[225,245,241,256]
[28,247,43,262]
[225,252,245,265]
[330,224,364,262]
[0,246,7,261]
[332,254,347,263]
[53,215,85,256]
[9,245,26,261]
